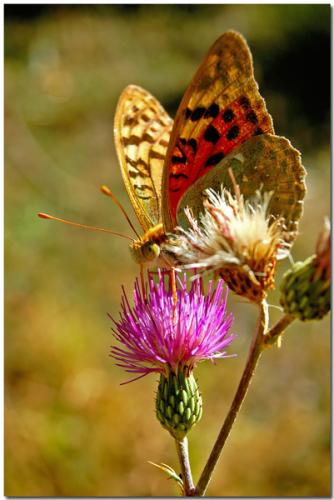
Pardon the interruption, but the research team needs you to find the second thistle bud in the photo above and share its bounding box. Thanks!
[280,256,330,321]
[156,369,202,440]
[280,219,330,322]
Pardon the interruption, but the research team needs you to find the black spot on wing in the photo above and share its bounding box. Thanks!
[156,119,168,127]
[204,125,221,144]
[191,107,206,121]
[122,135,140,146]
[205,151,225,167]
[246,111,258,124]
[123,116,135,126]
[170,173,189,180]
[150,150,165,160]
[171,155,187,164]
[142,133,155,143]
[169,172,189,191]
[184,108,192,119]
[222,109,235,123]
[226,125,240,141]
[129,170,149,179]
[188,138,197,153]
[125,155,139,168]
[141,114,150,122]
[204,103,220,118]
[239,96,250,109]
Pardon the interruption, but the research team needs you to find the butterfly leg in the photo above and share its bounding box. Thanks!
[170,267,178,323]
[140,264,147,302]
[171,267,177,303]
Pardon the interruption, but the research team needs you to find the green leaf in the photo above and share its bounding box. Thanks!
[148,461,184,492]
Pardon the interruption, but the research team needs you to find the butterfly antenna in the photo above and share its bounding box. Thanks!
[100,185,140,239]
[38,212,134,241]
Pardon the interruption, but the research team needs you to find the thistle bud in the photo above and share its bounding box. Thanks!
[280,219,330,321]
[156,370,202,440]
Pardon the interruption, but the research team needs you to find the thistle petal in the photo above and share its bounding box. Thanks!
[110,272,234,382]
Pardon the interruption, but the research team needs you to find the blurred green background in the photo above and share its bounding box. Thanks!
[5,4,330,497]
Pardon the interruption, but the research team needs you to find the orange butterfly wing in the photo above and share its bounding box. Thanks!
[114,85,173,232]
[162,30,274,230]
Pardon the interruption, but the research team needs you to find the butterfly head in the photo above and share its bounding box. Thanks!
[141,241,161,261]
[130,239,161,265]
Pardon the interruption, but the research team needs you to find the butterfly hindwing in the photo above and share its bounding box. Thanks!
[177,135,306,248]
[162,30,274,230]
[114,85,173,232]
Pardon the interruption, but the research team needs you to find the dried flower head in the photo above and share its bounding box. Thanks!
[166,187,288,302]
[110,272,234,382]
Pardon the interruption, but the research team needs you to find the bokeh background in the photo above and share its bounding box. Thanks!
[5,4,330,497]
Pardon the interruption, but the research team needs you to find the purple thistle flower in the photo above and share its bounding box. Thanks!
[110,272,234,383]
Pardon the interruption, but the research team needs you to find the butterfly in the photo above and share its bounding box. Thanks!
[40,31,306,279]
[115,30,306,270]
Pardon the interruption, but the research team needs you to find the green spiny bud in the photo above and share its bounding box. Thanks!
[280,255,330,321]
[156,369,202,440]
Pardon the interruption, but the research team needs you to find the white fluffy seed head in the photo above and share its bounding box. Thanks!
[166,186,289,280]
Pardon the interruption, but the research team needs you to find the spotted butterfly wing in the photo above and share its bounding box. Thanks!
[162,30,274,230]
[114,85,173,232]
[178,134,306,248]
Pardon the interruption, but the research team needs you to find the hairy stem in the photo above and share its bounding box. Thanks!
[195,300,269,496]
[175,437,196,496]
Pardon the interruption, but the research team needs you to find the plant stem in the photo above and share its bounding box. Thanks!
[195,299,269,496]
[175,437,196,496]
[263,313,294,346]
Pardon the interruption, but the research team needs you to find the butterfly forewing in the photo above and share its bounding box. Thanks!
[162,30,274,230]
[114,85,173,232]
